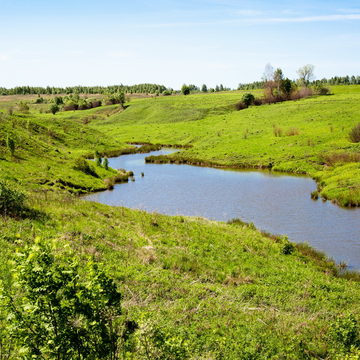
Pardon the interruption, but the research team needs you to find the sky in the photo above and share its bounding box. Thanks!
[0,0,359,89]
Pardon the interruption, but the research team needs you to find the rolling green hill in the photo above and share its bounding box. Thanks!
[0,87,360,358]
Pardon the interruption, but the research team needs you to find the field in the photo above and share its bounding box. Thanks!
[90,86,360,206]
[0,86,360,358]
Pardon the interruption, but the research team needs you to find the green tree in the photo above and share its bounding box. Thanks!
[0,239,132,359]
[104,157,109,170]
[241,93,255,107]
[297,64,315,87]
[96,156,103,167]
[201,84,208,92]
[280,78,293,98]
[50,104,59,115]
[181,85,190,95]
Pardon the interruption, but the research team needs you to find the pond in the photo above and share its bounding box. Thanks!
[85,150,360,270]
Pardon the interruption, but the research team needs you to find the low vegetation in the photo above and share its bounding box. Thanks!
[0,83,359,358]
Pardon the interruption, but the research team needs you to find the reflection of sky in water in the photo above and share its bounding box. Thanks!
[85,150,360,270]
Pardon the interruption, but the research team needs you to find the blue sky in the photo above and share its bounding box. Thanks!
[0,0,359,88]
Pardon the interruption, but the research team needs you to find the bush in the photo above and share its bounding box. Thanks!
[242,93,255,107]
[73,158,98,177]
[0,239,135,359]
[50,104,59,115]
[17,101,29,112]
[0,181,26,216]
[349,123,360,143]
[235,101,248,110]
[181,85,190,95]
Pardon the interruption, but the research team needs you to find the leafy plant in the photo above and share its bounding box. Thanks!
[0,181,25,216]
[73,158,99,177]
[242,93,255,107]
[0,239,134,359]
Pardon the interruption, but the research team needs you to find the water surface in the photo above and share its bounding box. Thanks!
[86,150,360,269]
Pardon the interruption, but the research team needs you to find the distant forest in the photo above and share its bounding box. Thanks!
[238,75,360,90]
[0,83,168,96]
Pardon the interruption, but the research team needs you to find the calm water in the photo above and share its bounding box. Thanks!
[85,150,360,269]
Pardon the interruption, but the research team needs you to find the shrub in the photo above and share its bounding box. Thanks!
[181,85,190,95]
[242,93,255,107]
[235,101,248,110]
[34,97,44,104]
[73,157,98,177]
[50,104,59,114]
[0,181,26,216]
[314,83,330,95]
[17,101,29,112]
[329,315,359,351]
[103,157,109,170]
[282,242,295,255]
[96,156,102,167]
[63,101,78,111]
[349,123,360,143]
[54,96,63,105]
[0,239,135,359]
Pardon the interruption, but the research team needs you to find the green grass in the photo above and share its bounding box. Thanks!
[0,87,360,358]
[90,86,360,206]
[1,191,360,358]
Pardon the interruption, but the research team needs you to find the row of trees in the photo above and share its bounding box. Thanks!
[181,83,231,95]
[0,83,167,96]
[237,64,360,90]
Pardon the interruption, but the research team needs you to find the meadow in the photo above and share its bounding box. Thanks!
[90,86,360,206]
[0,86,360,358]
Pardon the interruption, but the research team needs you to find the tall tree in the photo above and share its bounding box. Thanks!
[297,64,315,87]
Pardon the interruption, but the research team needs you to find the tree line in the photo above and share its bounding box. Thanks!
[238,72,360,90]
[0,83,168,96]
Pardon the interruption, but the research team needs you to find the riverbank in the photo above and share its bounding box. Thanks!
[90,85,360,207]
[1,189,360,358]
[1,89,360,358]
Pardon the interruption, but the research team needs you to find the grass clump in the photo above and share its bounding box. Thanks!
[349,123,360,143]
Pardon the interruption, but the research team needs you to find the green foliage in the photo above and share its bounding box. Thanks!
[6,135,15,156]
[241,93,255,107]
[280,78,293,97]
[181,84,190,95]
[201,84,208,92]
[0,181,25,216]
[96,157,103,167]
[282,242,295,255]
[17,101,29,112]
[0,239,129,359]
[50,103,59,115]
[329,315,360,352]
[349,123,360,143]
[54,96,64,105]
[103,157,109,170]
[73,158,99,178]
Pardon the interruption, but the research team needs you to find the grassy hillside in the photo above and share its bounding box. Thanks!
[91,86,360,206]
[1,191,360,359]
[0,88,360,358]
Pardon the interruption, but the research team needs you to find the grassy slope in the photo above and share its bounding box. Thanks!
[0,103,131,192]
[1,192,360,358]
[92,86,360,206]
[0,90,360,358]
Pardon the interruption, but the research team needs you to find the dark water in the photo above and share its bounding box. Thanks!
[85,150,360,269]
